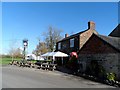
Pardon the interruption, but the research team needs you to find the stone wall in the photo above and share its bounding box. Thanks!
[78,53,120,80]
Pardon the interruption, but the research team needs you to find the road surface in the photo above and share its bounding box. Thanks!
[2,65,115,88]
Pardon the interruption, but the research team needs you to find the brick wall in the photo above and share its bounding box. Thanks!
[79,34,118,54]
[79,29,98,49]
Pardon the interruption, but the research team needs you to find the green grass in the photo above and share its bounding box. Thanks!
[28,60,36,63]
[0,57,52,65]
[0,57,38,65]
[0,57,22,65]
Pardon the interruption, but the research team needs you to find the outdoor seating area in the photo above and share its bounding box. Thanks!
[9,60,57,71]
[8,51,69,71]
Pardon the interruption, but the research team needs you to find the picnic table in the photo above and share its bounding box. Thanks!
[41,63,57,71]
[41,63,49,70]
[48,64,57,71]
[9,59,57,71]
[9,60,19,66]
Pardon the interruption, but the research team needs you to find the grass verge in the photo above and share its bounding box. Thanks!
[0,57,37,65]
[0,57,21,65]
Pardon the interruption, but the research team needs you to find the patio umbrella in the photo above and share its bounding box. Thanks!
[41,52,51,57]
[41,51,68,64]
[53,51,68,65]
[53,51,68,57]
[41,52,51,60]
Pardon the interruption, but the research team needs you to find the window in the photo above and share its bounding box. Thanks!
[70,38,74,47]
[58,42,61,50]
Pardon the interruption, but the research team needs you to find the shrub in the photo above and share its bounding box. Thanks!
[67,56,79,73]
[106,73,116,81]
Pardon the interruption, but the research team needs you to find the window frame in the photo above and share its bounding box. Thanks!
[58,42,61,50]
[70,38,74,48]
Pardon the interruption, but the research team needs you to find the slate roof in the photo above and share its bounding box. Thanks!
[58,29,88,42]
[109,24,120,37]
[96,34,120,51]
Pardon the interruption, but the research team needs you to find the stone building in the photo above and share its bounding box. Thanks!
[55,21,120,80]
[78,33,120,80]
[56,21,98,54]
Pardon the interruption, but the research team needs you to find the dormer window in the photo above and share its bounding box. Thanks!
[70,38,74,47]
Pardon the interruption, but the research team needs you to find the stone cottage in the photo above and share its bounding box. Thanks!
[56,21,98,54]
[78,33,120,80]
[55,21,98,65]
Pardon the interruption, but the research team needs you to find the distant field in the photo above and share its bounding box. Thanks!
[0,57,37,65]
[0,57,52,65]
[0,57,22,65]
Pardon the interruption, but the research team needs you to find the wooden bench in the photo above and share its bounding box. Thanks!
[30,63,35,68]
[41,63,49,70]
[9,62,13,65]
[40,63,57,71]
[34,65,41,69]
[48,64,57,71]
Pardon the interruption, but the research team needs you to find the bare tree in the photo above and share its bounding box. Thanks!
[14,48,23,58]
[43,26,63,52]
[32,40,48,56]
[9,48,22,59]
[9,40,22,60]
[33,26,63,56]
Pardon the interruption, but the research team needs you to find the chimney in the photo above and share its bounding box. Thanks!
[65,34,69,38]
[88,21,95,30]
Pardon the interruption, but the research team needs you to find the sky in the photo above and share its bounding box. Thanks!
[2,2,118,54]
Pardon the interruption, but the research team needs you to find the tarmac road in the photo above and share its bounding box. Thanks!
[2,65,115,88]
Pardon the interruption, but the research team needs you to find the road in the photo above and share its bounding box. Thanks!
[2,65,115,88]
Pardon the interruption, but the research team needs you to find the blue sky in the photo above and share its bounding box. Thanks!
[2,2,118,54]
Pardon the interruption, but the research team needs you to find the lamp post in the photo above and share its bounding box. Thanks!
[23,39,28,63]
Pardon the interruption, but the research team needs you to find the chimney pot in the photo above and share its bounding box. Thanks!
[88,21,95,30]
[65,34,69,38]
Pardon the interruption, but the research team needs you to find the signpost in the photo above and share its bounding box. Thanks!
[23,39,28,64]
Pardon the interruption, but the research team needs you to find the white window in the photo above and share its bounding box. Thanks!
[58,42,61,50]
[70,38,74,47]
